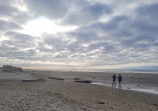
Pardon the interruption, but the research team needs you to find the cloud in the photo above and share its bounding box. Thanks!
[25,0,69,19]
[0,0,19,17]
[25,0,112,25]
[37,42,52,53]
[12,12,34,24]
[4,32,33,41]
[136,3,158,21]
[0,32,36,59]
[61,3,158,65]
[0,20,21,32]
[78,4,158,53]
[3,32,36,48]
[43,34,68,51]
[0,0,158,69]
[63,2,112,25]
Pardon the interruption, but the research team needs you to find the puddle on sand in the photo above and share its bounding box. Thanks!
[92,82,158,95]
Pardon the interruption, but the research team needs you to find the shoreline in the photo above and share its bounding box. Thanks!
[24,68,158,74]
[92,82,158,95]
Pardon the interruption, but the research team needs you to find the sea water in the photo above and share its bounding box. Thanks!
[92,82,158,95]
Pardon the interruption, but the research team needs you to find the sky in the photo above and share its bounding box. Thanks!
[0,0,158,70]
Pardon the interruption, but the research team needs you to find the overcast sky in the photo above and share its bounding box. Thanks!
[0,0,158,70]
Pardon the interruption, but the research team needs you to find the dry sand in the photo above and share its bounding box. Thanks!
[0,70,158,111]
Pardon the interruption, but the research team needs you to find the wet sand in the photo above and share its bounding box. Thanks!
[0,70,158,111]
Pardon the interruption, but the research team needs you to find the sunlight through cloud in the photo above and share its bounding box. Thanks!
[22,17,78,36]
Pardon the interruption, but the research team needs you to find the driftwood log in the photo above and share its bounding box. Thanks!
[48,77,64,80]
[22,79,45,82]
[75,80,92,83]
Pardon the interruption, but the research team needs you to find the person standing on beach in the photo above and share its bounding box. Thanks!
[118,74,122,84]
[112,74,116,86]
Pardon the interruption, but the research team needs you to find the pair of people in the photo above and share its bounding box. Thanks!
[112,74,122,86]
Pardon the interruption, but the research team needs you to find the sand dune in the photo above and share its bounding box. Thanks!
[0,69,38,80]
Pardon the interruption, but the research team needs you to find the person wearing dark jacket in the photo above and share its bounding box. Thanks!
[112,74,116,86]
[118,74,122,84]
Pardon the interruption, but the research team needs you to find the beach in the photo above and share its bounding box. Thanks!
[0,70,158,111]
